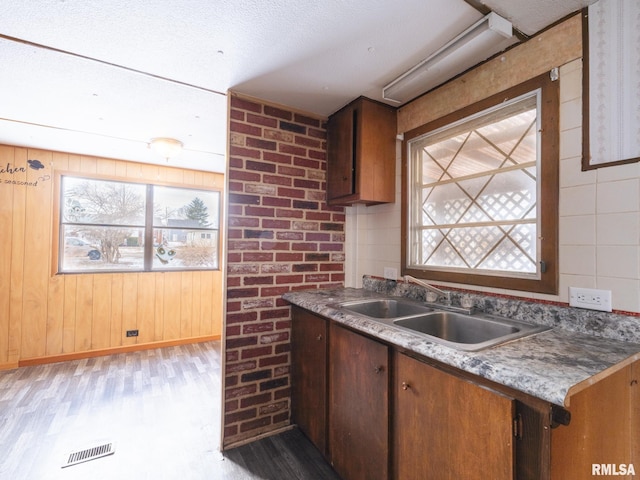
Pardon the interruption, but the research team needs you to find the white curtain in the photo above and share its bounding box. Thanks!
[588,0,640,166]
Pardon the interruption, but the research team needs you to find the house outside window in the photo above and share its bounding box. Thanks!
[58,175,221,273]
[402,73,559,294]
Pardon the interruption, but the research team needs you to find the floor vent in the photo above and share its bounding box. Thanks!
[62,442,115,468]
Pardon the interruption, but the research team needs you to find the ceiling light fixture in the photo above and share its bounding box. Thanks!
[382,12,514,104]
[149,137,183,160]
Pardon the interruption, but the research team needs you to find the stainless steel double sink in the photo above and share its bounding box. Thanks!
[333,297,550,351]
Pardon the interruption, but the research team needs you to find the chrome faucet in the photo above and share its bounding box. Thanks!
[404,275,451,306]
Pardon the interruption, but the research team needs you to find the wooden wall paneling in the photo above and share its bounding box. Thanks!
[46,275,65,355]
[79,155,98,174]
[212,272,223,337]
[74,275,94,352]
[125,161,144,181]
[66,153,82,172]
[0,146,14,364]
[96,157,117,176]
[162,271,182,340]
[1,144,224,364]
[200,271,214,337]
[136,273,156,343]
[182,169,195,186]
[180,271,194,337]
[9,147,27,363]
[115,159,128,178]
[62,275,77,352]
[110,274,124,346]
[122,274,139,345]
[191,271,203,337]
[21,149,53,358]
[91,273,112,349]
[154,273,165,341]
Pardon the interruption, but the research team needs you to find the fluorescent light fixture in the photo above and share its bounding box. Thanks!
[383,12,514,104]
[150,137,183,160]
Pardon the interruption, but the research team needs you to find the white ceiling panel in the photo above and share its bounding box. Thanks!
[0,0,589,172]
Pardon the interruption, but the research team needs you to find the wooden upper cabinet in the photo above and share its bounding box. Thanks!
[393,352,516,480]
[327,96,397,205]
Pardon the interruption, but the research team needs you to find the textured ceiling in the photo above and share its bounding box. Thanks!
[0,0,595,172]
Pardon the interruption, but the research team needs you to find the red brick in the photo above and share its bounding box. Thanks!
[231,97,262,113]
[263,219,291,229]
[277,187,305,199]
[240,417,271,433]
[294,113,321,127]
[242,346,273,359]
[260,332,289,344]
[264,105,293,120]
[262,197,291,208]
[226,360,258,373]
[229,145,261,159]
[263,151,292,164]
[245,206,275,217]
[263,174,292,186]
[259,354,289,367]
[230,121,262,136]
[241,393,272,408]
[276,274,304,284]
[243,252,273,262]
[243,322,274,334]
[275,208,304,219]
[225,384,257,400]
[260,306,290,319]
[229,170,260,182]
[225,408,257,424]
[294,157,321,169]
[279,144,307,156]
[275,252,303,262]
[260,287,290,298]
[247,113,278,127]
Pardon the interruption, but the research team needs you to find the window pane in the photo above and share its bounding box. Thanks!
[409,91,540,277]
[154,186,220,229]
[152,229,219,269]
[62,176,146,226]
[60,225,145,272]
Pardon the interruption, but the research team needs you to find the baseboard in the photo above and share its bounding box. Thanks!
[17,335,221,368]
[0,361,19,371]
[222,424,295,451]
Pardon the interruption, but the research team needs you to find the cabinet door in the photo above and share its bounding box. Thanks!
[327,104,356,200]
[393,352,515,480]
[329,324,389,480]
[291,307,328,456]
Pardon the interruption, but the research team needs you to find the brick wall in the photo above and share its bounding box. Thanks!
[223,94,345,447]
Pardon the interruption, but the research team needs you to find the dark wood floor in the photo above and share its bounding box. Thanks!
[0,341,340,480]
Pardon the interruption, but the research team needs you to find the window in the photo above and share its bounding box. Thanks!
[58,175,221,273]
[402,73,558,294]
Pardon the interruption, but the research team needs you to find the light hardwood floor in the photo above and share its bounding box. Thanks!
[0,342,340,480]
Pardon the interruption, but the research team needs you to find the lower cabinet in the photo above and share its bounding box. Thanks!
[291,307,328,456]
[291,306,555,480]
[329,323,389,480]
[393,352,515,480]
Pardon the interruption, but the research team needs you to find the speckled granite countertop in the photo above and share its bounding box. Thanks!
[283,287,640,407]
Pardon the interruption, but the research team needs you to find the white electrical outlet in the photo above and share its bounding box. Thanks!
[383,267,398,280]
[569,287,612,312]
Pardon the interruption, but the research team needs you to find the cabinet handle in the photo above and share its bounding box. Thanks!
[316,334,323,341]
[402,382,410,391]
[374,366,384,374]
